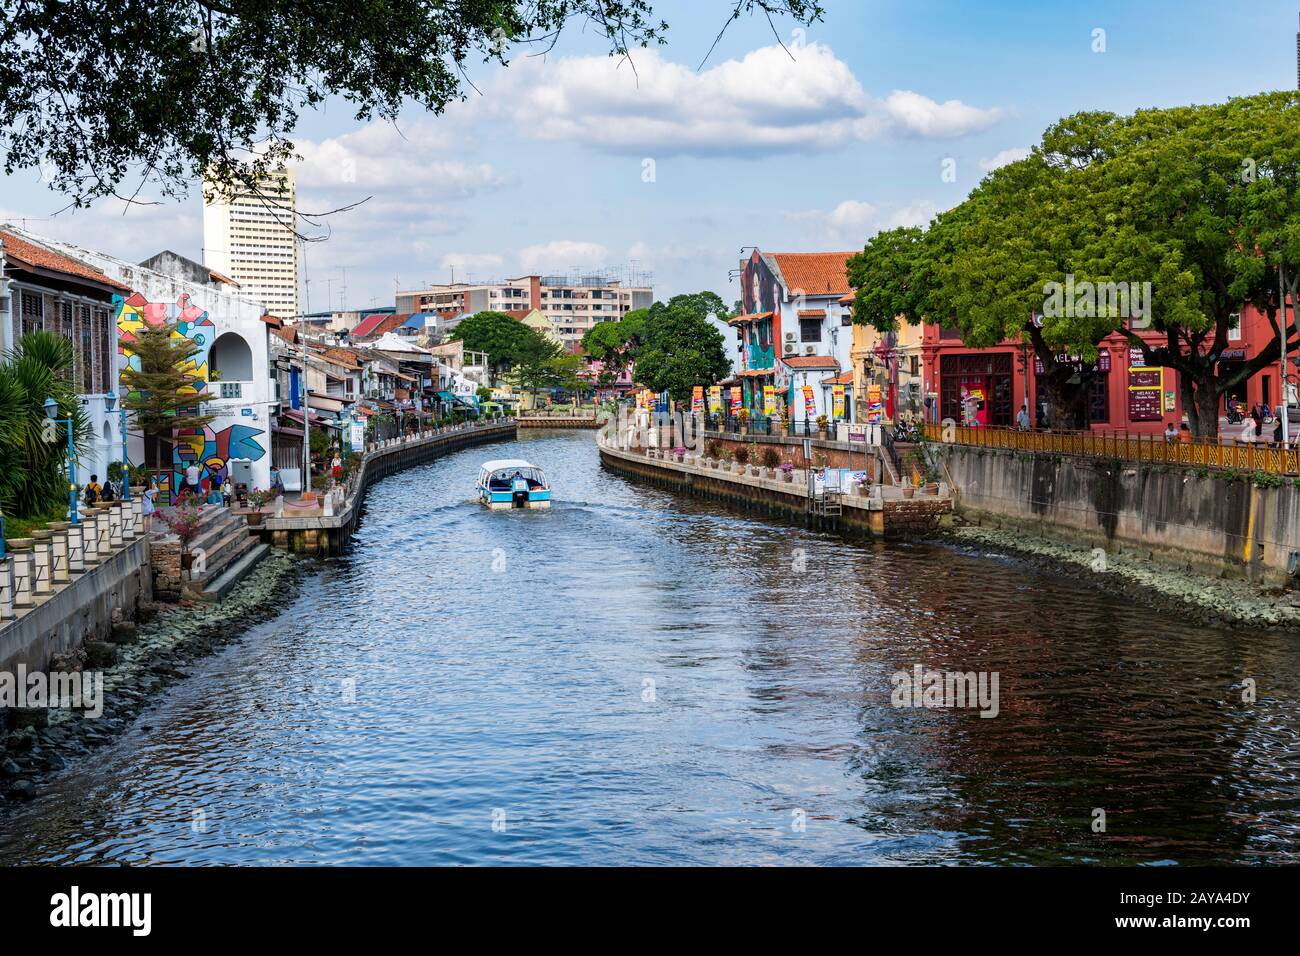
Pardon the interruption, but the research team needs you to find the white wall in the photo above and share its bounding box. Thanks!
[36,238,275,498]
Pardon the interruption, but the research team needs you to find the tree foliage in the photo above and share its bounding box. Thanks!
[0,330,89,520]
[0,1,822,212]
[633,296,730,402]
[846,91,1300,437]
[451,310,556,377]
[120,320,214,468]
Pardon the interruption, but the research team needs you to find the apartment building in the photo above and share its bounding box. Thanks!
[203,167,301,319]
[397,272,653,351]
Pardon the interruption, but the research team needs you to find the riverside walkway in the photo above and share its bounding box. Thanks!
[259,418,517,555]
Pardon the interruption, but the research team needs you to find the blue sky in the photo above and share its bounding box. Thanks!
[2,0,1298,312]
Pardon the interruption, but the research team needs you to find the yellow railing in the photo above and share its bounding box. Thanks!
[921,423,1300,476]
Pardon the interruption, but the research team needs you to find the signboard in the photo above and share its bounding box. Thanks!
[763,385,776,416]
[802,384,816,418]
[351,420,366,450]
[692,386,705,415]
[730,389,742,414]
[867,383,883,424]
[1129,348,1145,367]
[832,385,845,419]
[708,386,722,414]
[1127,367,1164,422]
[1035,352,1112,374]
[240,407,253,417]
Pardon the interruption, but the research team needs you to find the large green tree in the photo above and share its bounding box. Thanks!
[120,320,214,468]
[581,309,646,388]
[451,310,556,379]
[634,301,730,403]
[848,91,1300,438]
[0,1,822,210]
[0,330,89,520]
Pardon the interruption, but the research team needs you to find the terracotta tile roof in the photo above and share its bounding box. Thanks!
[838,291,855,305]
[736,367,775,377]
[260,314,283,327]
[321,347,362,370]
[797,309,826,318]
[728,311,773,326]
[503,309,532,322]
[271,325,297,345]
[782,355,839,370]
[208,268,239,287]
[0,229,131,291]
[768,251,855,297]
[822,371,854,385]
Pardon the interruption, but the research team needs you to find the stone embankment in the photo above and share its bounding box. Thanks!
[0,549,301,803]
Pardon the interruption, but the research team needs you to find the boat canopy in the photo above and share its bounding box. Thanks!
[480,459,536,471]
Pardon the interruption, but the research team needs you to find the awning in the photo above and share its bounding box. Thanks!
[435,391,455,402]
[308,393,347,413]
[453,396,476,409]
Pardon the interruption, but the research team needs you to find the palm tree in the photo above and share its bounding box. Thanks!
[0,330,89,520]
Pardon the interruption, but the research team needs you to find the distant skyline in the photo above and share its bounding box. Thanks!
[2,0,1298,314]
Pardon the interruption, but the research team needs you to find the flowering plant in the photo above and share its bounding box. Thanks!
[780,461,794,474]
[162,496,203,546]
[246,487,273,510]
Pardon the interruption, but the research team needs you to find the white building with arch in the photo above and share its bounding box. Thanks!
[7,230,277,499]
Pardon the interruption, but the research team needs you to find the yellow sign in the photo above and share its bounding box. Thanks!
[763,385,776,415]
[709,386,722,414]
[832,384,845,418]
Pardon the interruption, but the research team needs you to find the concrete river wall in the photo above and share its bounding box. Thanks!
[938,443,1300,585]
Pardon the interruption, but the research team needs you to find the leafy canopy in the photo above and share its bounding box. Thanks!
[0,1,823,209]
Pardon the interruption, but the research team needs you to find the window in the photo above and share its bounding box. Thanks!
[799,317,822,342]
[841,313,852,327]
[1228,312,1242,341]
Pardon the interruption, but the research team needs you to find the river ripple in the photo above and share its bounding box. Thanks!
[0,428,1297,865]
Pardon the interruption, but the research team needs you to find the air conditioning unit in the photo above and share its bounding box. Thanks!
[784,343,796,355]
[804,345,815,355]
[784,332,796,342]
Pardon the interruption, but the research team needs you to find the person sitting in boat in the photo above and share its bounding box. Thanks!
[511,471,529,493]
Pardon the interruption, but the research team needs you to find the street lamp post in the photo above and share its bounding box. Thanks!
[43,397,79,525]
[104,392,130,503]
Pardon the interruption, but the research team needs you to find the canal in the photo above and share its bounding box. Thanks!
[1,428,1297,865]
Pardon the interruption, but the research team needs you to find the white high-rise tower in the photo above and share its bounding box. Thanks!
[203,167,300,319]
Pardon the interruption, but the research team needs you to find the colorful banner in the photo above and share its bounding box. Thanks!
[867,383,883,424]
[802,384,816,418]
[730,389,742,414]
[692,386,705,415]
[832,384,845,419]
[709,386,722,414]
[763,385,776,416]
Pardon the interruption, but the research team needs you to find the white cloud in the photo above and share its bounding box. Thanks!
[492,43,998,155]
[786,198,941,247]
[979,146,1031,172]
[440,252,505,274]
[883,90,1004,138]
[518,240,609,274]
[295,120,503,197]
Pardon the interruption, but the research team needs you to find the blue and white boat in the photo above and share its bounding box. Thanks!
[477,459,551,509]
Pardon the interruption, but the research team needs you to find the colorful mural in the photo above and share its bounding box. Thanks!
[116,291,215,392]
[115,291,265,499]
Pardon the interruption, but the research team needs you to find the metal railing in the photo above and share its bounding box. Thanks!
[923,422,1300,476]
[700,413,829,438]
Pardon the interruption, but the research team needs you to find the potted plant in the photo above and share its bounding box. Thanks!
[781,461,794,482]
[901,479,916,499]
[716,449,731,470]
[910,445,941,494]
[245,487,273,525]
[816,414,829,438]
[673,446,687,463]
[733,445,749,471]
[737,407,750,436]
[761,447,781,470]
[161,497,203,572]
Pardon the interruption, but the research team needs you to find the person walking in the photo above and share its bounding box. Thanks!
[1016,403,1031,431]
[142,485,157,532]
[1164,422,1178,442]
[183,461,202,500]
[1251,402,1265,438]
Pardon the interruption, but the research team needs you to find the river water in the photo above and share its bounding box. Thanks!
[1,428,1297,865]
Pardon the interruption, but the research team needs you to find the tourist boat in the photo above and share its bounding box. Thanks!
[477,459,551,509]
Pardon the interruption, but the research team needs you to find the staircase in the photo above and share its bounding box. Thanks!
[182,505,269,602]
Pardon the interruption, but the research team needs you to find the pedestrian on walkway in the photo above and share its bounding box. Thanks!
[1164,422,1178,442]
[183,461,202,500]
[1251,403,1265,437]
[142,485,157,532]
[1016,403,1031,431]
[83,475,101,505]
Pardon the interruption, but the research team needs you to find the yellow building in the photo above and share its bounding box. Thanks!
[844,294,926,422]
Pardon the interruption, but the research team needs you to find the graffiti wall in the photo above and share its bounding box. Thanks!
[116,291,266,500]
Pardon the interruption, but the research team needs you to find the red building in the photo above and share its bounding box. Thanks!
[920,304,1295,433]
